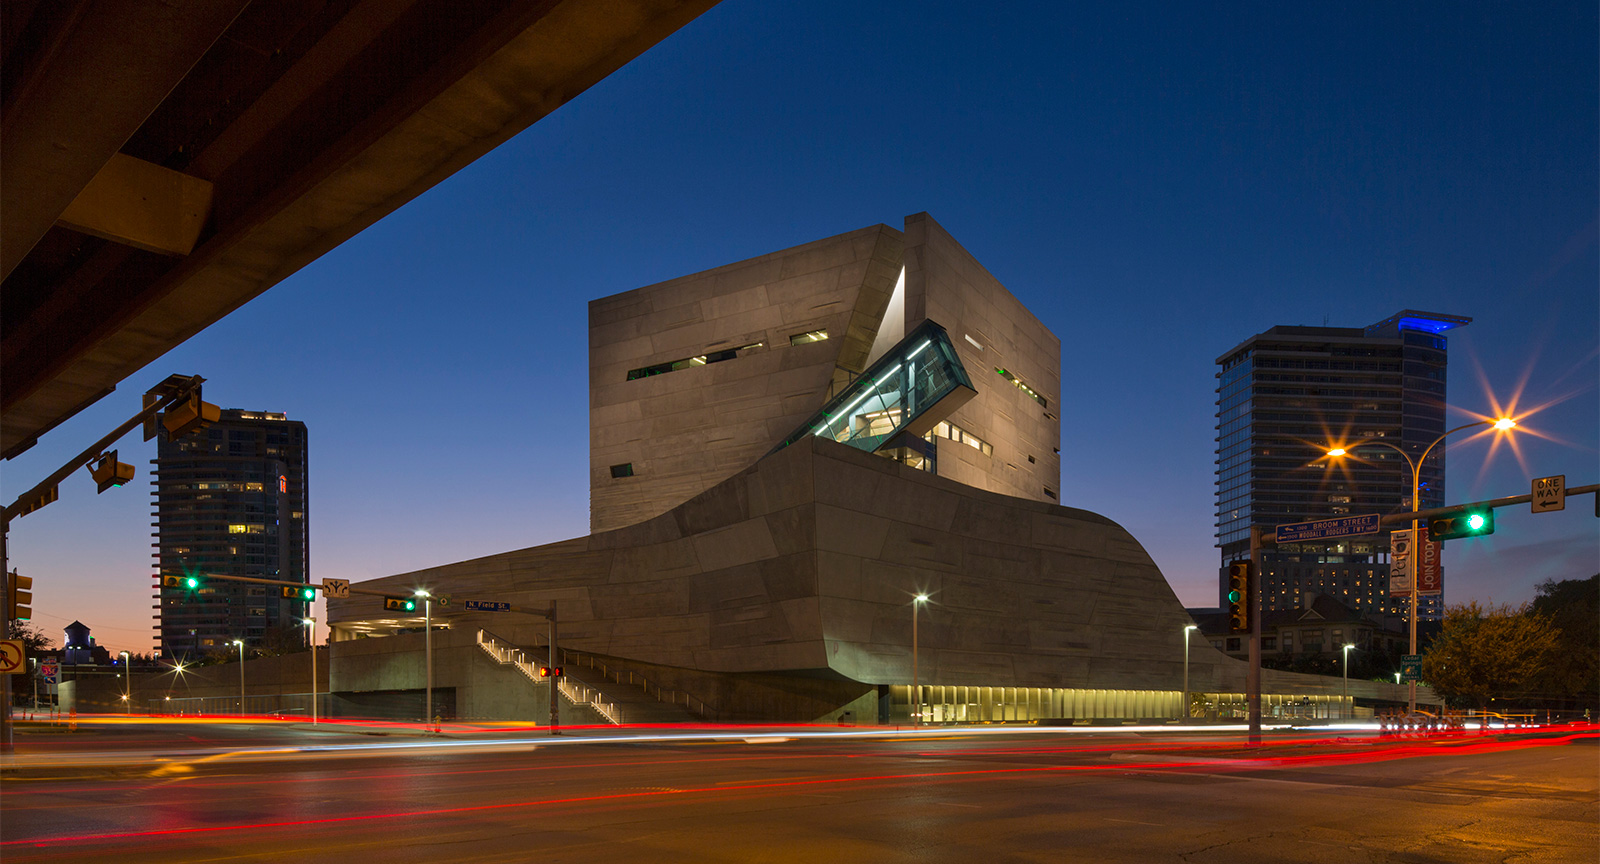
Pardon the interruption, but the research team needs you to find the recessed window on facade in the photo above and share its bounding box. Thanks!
[925,420,992,457]
[995,367,1048,409]
[609,463,634,478]
[626,342,764,381]
[789,329,828,345]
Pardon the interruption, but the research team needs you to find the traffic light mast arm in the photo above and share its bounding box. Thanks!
[2,376,203,524]
[1377,482,1598,527]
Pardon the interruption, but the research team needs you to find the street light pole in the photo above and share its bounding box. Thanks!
[415,589,433,726]
[1342,643,1355,719]
[1182,624,1198,720]
[1327,416,1514,715]
[303,617,317,723]
[232,640,245,715]
[911,594,928,727]
[120,651,131,714]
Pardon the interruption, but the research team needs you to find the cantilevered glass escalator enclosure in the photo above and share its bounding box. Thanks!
[771,319,977,456]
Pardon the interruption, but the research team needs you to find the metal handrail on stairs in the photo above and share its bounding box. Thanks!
[476,630,620,725]
[560,648,717,721]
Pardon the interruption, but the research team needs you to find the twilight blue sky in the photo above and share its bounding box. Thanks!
[9,1,1597,654]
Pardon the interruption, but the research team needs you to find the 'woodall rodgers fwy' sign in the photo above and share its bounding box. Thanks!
[1275,513,1382,543]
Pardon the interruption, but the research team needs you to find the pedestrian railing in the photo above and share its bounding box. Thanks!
[476,629,620,725]
[559,648,717,721]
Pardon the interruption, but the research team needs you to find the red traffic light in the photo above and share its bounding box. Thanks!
[538,666,564,678]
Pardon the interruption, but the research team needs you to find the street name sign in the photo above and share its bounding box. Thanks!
[320,578,350,599]
[463,600,511,612]
[1275,513,1381,544]
[1400,654,1422,682]
[1532,475,1565,513]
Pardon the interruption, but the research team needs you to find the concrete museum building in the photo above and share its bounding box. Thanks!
[329,213,1417,724]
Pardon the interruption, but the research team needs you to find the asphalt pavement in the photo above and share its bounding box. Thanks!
[2,720,1594,862]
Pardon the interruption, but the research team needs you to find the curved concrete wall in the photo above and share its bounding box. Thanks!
[332,436,1416,704]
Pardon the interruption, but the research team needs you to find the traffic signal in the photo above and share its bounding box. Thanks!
[1226,560,1252,633]
[281,585,317,602]
[7,571,32,621]
[538,666,564,678]
[162,393,220,440]
[161,574,202,590]
[382,596,417,612]
[90,450,136,493]
[1429,508,1495,541]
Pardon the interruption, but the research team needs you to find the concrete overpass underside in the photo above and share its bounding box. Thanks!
[1,0,718,458]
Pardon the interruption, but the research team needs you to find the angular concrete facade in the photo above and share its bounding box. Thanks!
[588,213,1061,534]
[332,213,1418,722]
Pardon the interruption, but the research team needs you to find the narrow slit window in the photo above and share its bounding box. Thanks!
[1043,487,1057,500]
[627,342,764,381]
[995,367,1048,409]
[789,329,828,345]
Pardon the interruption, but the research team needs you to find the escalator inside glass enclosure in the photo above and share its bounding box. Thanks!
[771,319,977,466]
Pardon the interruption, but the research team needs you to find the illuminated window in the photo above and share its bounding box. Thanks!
[789,329,828,345]
[627,342,764,380]
[995,367,1048,409]
[228,524,249,534]
[924,421,992,457]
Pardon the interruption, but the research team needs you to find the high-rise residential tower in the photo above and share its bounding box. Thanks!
[1214,311,1469,630]
[153,410,309,658]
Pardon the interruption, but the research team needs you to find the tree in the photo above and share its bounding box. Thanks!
[1421,601,1558,711]
[5,620,52,653]
[1528,575,1599,711]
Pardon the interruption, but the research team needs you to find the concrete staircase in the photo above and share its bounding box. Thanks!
[476,630,702,725]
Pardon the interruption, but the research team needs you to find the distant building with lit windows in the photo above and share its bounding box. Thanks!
[1214,310,1469,629]
[154,410,309,659]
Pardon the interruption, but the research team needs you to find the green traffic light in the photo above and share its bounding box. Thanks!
[184,576,199,589]
[1466,513,1485,531]
[1227,589,1242,603]
[300,587,316,601]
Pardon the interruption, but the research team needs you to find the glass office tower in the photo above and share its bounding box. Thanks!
[1214,310,1469,629]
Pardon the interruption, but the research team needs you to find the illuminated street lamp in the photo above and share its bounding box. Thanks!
[1326,416,1516,713]
[302,617,318,724]
[1182,624,1199,720]
[911,593,929,728]
[120,651,130,714]
[415,589,433,725]
[232,639,245,715]
[1342,643,1356,718]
